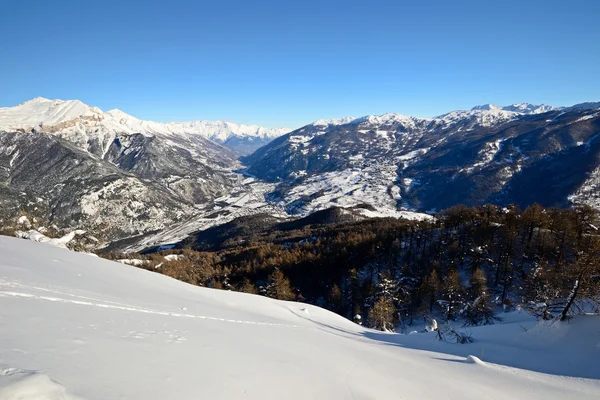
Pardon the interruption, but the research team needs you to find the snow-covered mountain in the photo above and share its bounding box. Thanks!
[471,102,558,114]
[2,97,600,251]
[0,236,598,399]
[0,97,289,155]
[312,116,357,127]
[308,103,558,129]
[0,98,254,241]
[0,130,227,239]
[244,102,600,214]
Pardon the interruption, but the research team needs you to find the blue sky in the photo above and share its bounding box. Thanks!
[1,0,599,128]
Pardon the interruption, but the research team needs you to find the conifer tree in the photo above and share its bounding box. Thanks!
[419,269,441,314]
[464,268,496,325]
[266,269,295,301]
[441,269,464,321]
[239,278,259,295]
[328,284,343,314]
[368,297,396,331]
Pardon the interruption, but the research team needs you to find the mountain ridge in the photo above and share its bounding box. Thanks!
[243,102,600,215]
[2,97,600,251]
[0,97,290,155]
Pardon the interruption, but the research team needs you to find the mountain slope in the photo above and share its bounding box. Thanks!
[244,103,600,213]
[0,98,271,240]
[0,132,200,237]
[0,126,239,240]
[0,237,598,399]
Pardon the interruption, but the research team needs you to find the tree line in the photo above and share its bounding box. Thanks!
[100,204,600,331]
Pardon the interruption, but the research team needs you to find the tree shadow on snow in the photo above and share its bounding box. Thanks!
[359,323,600,380]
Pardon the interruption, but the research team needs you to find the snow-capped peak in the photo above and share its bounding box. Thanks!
[25,96,52,104]
[0,97,103,129]
[432,103,563,128]
[0,98,290,146]
[567,102,600,112]
[502,103,558,114]
[104,108,135,120]
[471,103,558,115]
[356,113,429,128]
[312,116,356,127]
[471,104,503,111]
[434,108,520,128]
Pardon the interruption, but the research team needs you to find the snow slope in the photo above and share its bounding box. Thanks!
[0,236,599,399]
[0,97,102,128]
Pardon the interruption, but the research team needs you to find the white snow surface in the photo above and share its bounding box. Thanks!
[0,97,289,142]
[281,163,431,220]
[0,97,102,127]
[355,113,426,130]
[1,237,599,399]
[311,116,356,126]
[472,103,559,114]
[14,230,86,249]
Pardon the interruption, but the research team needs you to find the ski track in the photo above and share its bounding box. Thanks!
[0,280,300,329]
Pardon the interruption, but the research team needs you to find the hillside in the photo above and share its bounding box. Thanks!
[0,236,598,399]
[244,104,600,213]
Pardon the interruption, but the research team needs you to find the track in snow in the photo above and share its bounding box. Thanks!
[0,279,299,329]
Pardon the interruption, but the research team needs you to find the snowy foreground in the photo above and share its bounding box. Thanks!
[0,237,598,399]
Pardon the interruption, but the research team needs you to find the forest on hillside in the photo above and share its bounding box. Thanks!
[101,204,600,332]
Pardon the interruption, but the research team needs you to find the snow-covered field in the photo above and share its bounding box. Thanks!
[0,236,598,399]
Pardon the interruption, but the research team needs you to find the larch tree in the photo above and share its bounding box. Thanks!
[419,269,441,314]
[266,269,296,301]
[368,296,396,332]
[441,269,464,321]
[328,284,343,314]
[239,278,259,295]
[464,268,497,326]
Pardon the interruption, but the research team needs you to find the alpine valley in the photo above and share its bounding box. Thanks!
[1,97,599,251]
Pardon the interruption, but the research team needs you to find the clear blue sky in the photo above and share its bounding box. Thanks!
[1,0,599,128]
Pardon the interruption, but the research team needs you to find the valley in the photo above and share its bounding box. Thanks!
[2,2,599,399]
[2,98,600,254]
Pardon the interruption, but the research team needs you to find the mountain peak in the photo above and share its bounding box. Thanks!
[471,103,559,114]
[357,112,427,127]
[471,104,503,111]
[105,108,136,120]
[28,96,52,103]
[312,116,356,127]
[1,97,102,128]
[0,97,289,155]
[502,103,558,114]
[567,102,600,112]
